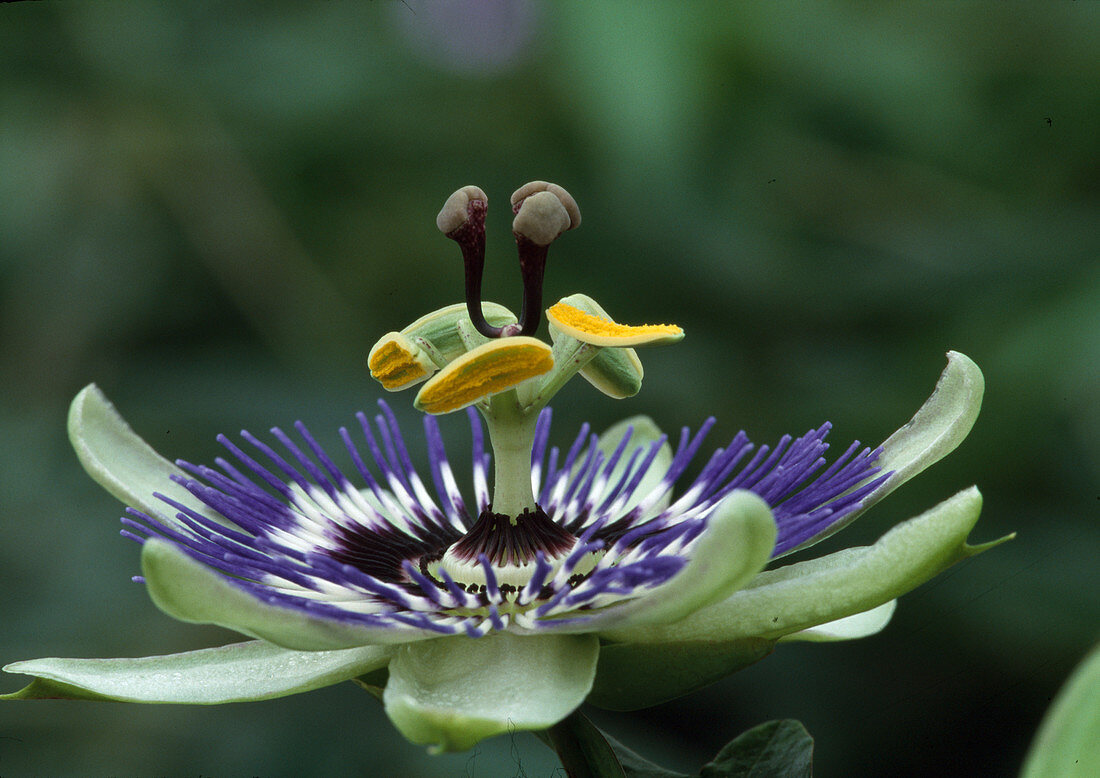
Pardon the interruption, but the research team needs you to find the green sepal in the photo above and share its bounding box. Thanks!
[68,384,222,529]
[778,600,896,643]
[383,632,599,753]
[1021,641,1100,778]
[1,640,390,704]
[564,491,775,634]
[588,637,775,711]
[351,666,389,702]
[401,301,516,364]
[141,539,441,650]
[602,486,1007,644]
[782,350,984,556]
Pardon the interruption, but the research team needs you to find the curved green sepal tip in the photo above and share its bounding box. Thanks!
[1,640,391,704]
[383,632,599,752]
[588,637,775,711]
[876,351,984,491]
[141,539,439,650]
[67,384,219,527]
[1021,641,1100,778]
[782,351,985,556]
[604,487,1007,644]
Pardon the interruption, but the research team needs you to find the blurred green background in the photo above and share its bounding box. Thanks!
[1,2,1097,775]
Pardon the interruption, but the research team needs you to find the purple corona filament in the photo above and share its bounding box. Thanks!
[121,402,891,638]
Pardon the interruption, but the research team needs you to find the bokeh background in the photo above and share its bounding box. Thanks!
[1,2,1097,775]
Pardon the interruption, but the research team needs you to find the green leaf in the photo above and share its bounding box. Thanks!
[383,632,599,752]
[1,640,390,704]
[536,714,687,777]
[589,637,775,711]
[700,720,813,778]
[542,710,629,778]
[609,733,690,778]
[1021,641,1100,778]
[141,539,441,650]
[781,350,984,556]
[598,720,813,777]
[67,383,222,528]
[602,486,1008,644]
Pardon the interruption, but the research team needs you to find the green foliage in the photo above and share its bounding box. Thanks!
[1021,642,1100,778]
[602,719,813,778]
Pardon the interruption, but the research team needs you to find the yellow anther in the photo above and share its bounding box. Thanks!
[414,337,554,415]
[368,332,437,391]
[546,302,684,347]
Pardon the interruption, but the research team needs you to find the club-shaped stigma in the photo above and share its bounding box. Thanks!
[437,186,508,339]
[438,182,580,340]
[511,181,580,337]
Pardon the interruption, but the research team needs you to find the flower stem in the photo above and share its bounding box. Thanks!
[538,710,626,778]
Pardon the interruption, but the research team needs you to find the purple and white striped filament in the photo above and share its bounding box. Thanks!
[121,403,889,638]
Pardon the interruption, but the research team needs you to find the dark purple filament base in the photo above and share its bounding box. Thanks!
[448,505,575,566]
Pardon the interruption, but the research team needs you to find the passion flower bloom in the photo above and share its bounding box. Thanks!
[3,183,1005,755]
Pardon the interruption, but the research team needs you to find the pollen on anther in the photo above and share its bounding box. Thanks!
[368,332,436,391]
[414,337,554,415]
[547,302,684,347]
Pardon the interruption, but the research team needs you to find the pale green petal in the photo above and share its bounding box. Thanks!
[602,487,1007,644]
[551,490,776,633]
[588,637,775,711]
[1021,641,1100,778]
[781,351,984,556]
[1,640,390,703]
[594,415,672,516]
[779,600,896,643]
[141,539,437,651]
[68,384,219,527]
[383,632,599,752]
